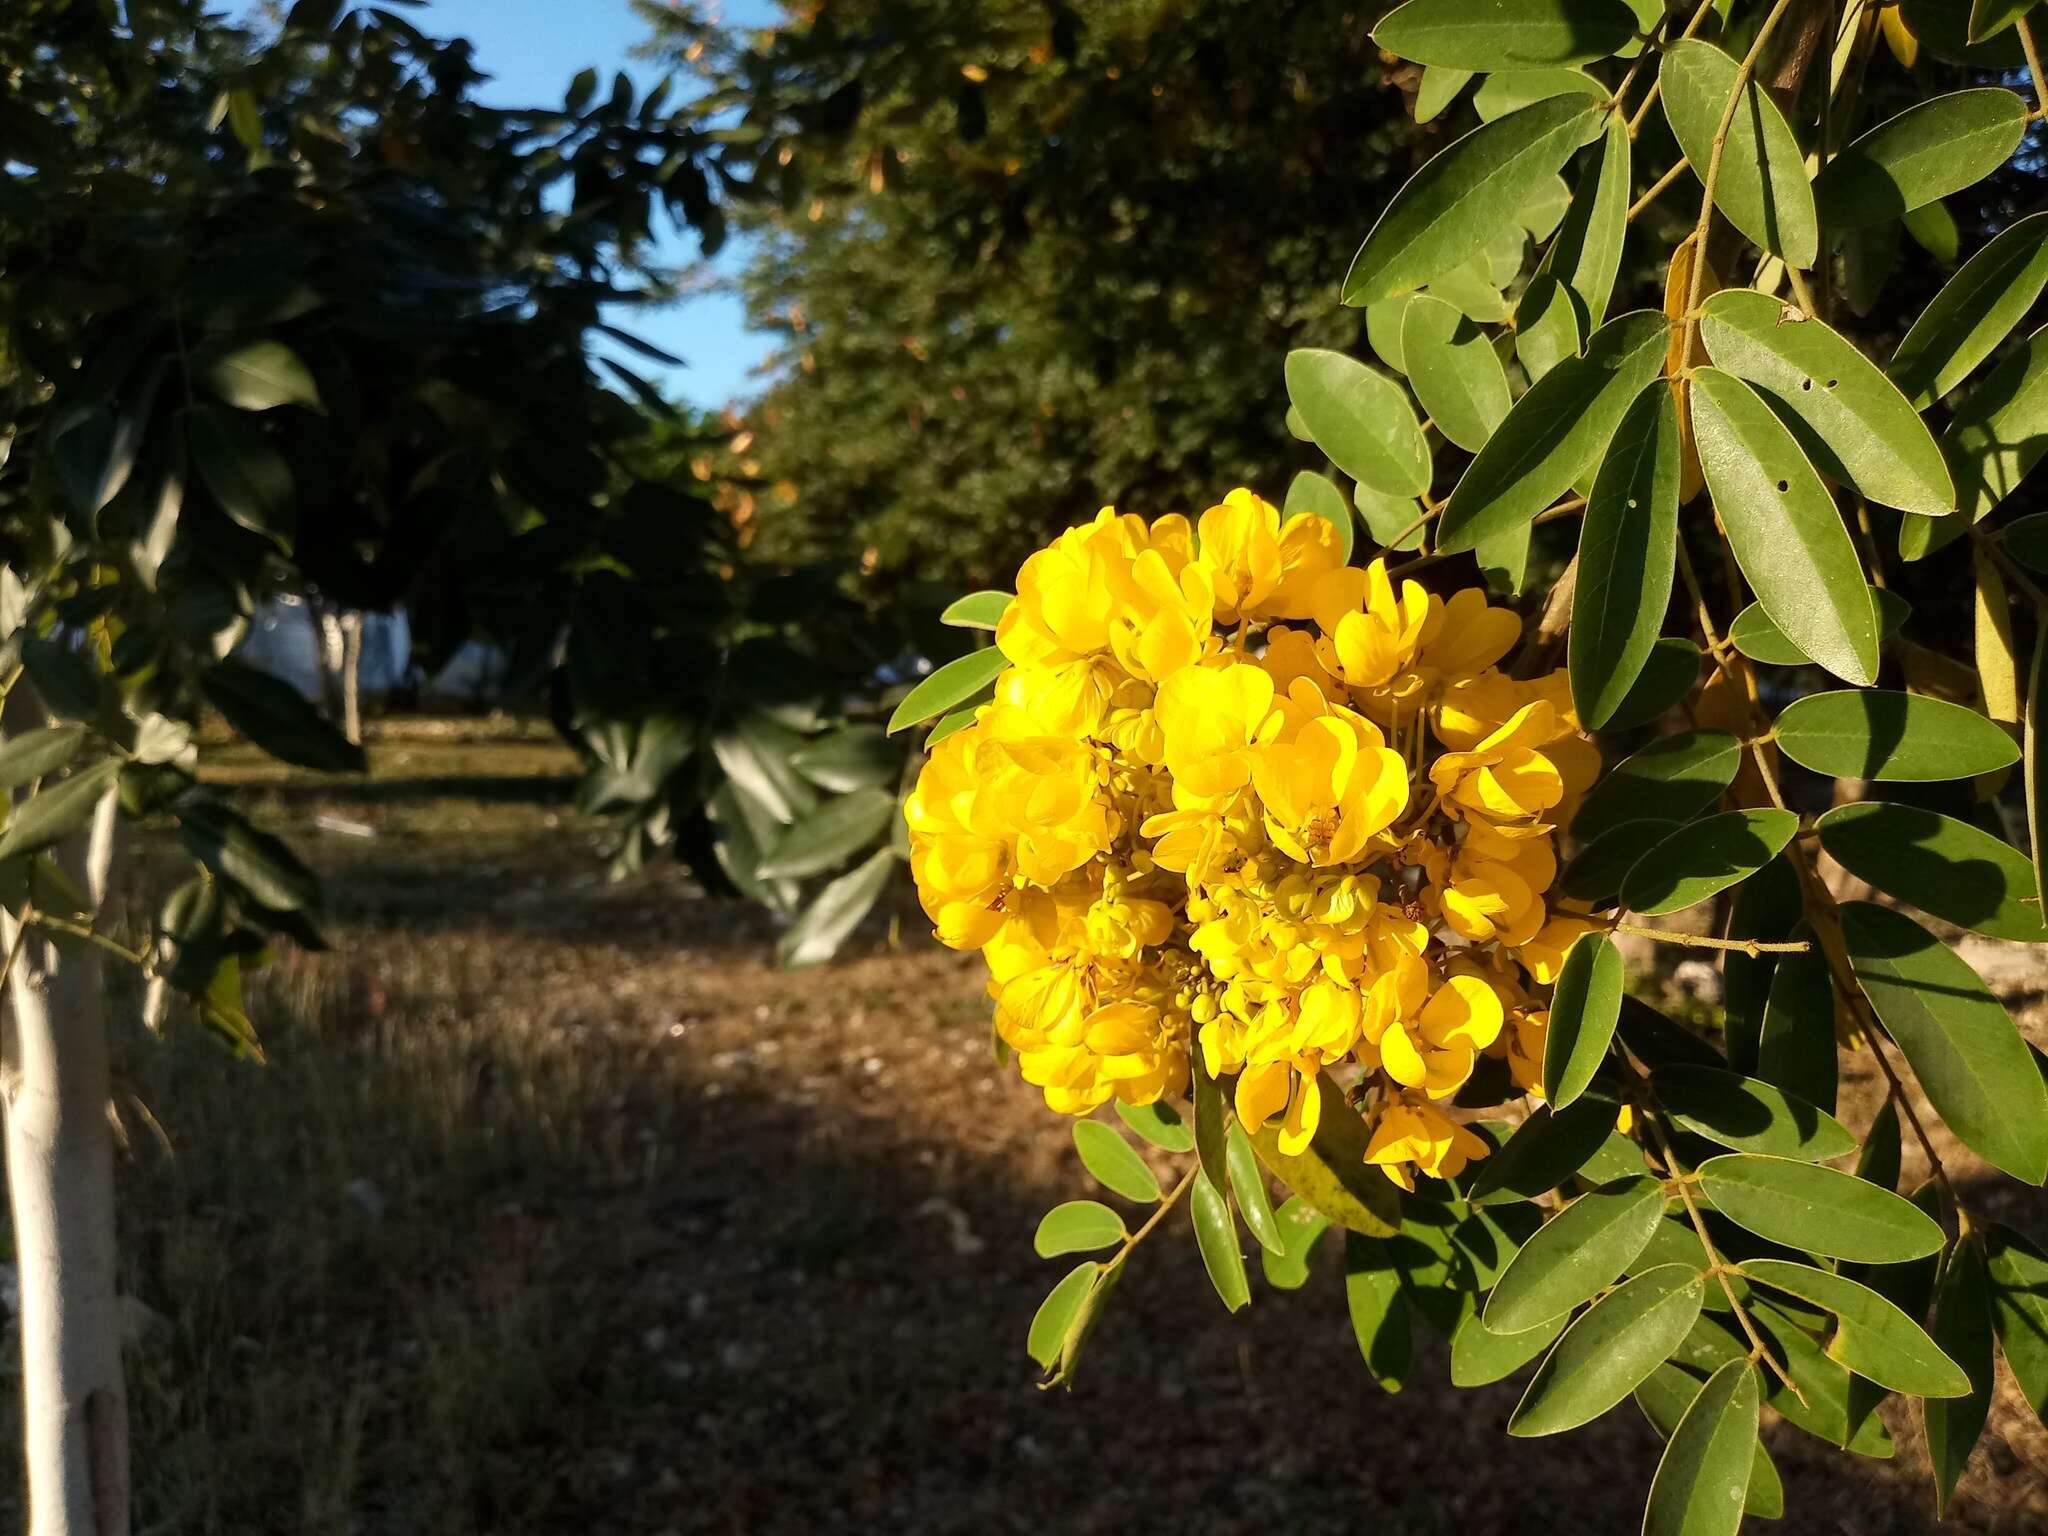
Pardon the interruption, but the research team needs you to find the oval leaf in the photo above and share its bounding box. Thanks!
[1661,40,1818,266]
[1926,1242,1995,1515]
[1728,585,1908,666]
[1643,1359,1760,1536]
[1620,808,1800,916]
[1937,322,2048,528]
[1773,690,2019,781]
[1739,1258,1970,1397]
[1467,1096,1622,1206]
[1698,290,1954,516]
[1344,1233,1414,1391]
[1343,96,1606,307]
[1690,367,1879,686]
[1248,1079,1401,1237]
[1819,801,2048,940]
[887,646,1007,734]
[1283,470,1355,564]
[1890,210,2048,407]
[1569,386,1680,728]
[1226,1121,1286,1256]
[1114,1099,1193,1152]
[776,848,896,968]
[1034,1201,1125,1258]
[1509,1263,1705,1435]
[1543,932,1624,1108]
[1986,1224,2048,1422]
[1401,295,1511,453]
[1816,89,2028,229]
[1072,1120,1162,1203]
[1283,349,1432,496]
[1190,1170,1251,1313]
[1652,1065,1857,1161]
[1260,1196,1331,1290]
[1438,309,1668,554]
[1373,0,1640,66]
[1545,112,1630,330]
[1027,1262,1099,1368]
[939,591,1012,630]
[756,788,896,880]
[1839,900,2048,1183]
[1451,1307,1567,1386]
[1485,1174,1666,1333]
[1696,1153,1946,1263]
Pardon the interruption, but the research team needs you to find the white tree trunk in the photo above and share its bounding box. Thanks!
[2,792,127,1536]
[339,610,363,748]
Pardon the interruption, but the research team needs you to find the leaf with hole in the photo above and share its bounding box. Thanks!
[1401,295,1511,453]
[1816,90,2027,229]
[1509,1263,1705,1435]
[1343,96,1606,307]
[1839,901,2048,1183]
[1698,290,1953,516]
[1696,1154,1945,1263]
[1689,367,1878,686]
[1818,802,2047,941]
[1034,1201,1125,1258]
[1660,40,1818,266]
[1569,386,1679,729]
[1620,808,1800,916]
[1437,310,1666,554]
[1485,1174,1665,1333]
[1653,1066,1856,1161]
[1283,350,1432,496]
[1572,727,1742,840]
[1543,933,1623,1107]
[1773,690,2018,781]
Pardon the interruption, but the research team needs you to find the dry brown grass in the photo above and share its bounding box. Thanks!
[0,718,2044,1533]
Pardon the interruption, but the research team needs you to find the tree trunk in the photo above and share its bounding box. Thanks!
[339,610,363,747]
[306,598,346,727]
[2,791,127,1536]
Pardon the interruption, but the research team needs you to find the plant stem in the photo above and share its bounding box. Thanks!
[1107,1164,1198,1274]
[1614,921,1811,954]
[1628,157,1691,222]
[2020,15,2048,119]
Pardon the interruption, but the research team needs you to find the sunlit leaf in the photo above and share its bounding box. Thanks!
[1283,349,1432,496]
[1485,1175,1665,1333]
[1642,1359,1760,1536]
[1542,932,1623,1107]
[1510,1264,1704,1435]
[1818,801,2047,940]
[1815,89,2027,227]
[1773,690,2019,780]
[1569,387,1679,728]
[1696,1154,1945,1263]
[1661,40,1818,265]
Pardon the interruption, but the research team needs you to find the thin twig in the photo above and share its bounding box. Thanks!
[2020,15,2048,119]
[1628,157,1691,222]
[1614,922,1811,954]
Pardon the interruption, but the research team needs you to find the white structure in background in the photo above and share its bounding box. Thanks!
[234,596,510,699]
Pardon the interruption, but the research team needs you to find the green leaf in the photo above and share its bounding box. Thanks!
[1373,0,1640,65]
[202,661,365,775]
[1472,66,1606,120]
[1889,210,2048,407]
[1839,900,2048,1183]
[1514,272,1583,384]
[1569,387,1679,729]
[1653,1066,1856,1161]
[1815,90,2028,229]
[1773,690,2019,781]
[0,759,120,863]
[1618,995,1725,1071]
[925,706,979,747]
[1542,932,1623,1108]
[1842,219,1900,318]
[1543,111,1630,330]
[1283,350,1432,496]
[1818,802,2048,941]
[1509,1263,1705,1435]
[1484,1174,1665,1332]
[1926,1242,1995,1515]
[1260,1196,1331,1290]
[1689,367,1879,686]
[1904,198,1962,263]
[186,403,295,545]
[1072,1120,1162,1203]
[2003,510,2048,572]
[1193,1056,1228,1194]
[1986,1223,2048,1424]
[1414,64,1474,123]
[887,646,1007,734]
[1451,1308,1566,1386]
[1722,855,1803,1075]
[939,590,1012,630]
[1755,943,1839,1114]
[789,726,900,793]
[1635,1363,1782,1519]
[1571,727,1741,840]
[1602,638,1703,732]
[1696,1154,1946,1263]
[1642,1360,1760,1536]
[1400,295,1511,453]
[2032,621,2048,924]
[1353,482,1426,553]
[1365,295,1417,373]
[1026,1262,1099,1368]
[1223,1122,1285,1255]
[1738,1258,1969,1396]
[1620,808,1800,916]
[191,337,324,413]
[0,727,87,791]
[1698,290,1955,516]
[776,848,895,967]
[1115,1099,1193,1152]
[1752,1298,1899,1455]
[1561,819,1680,905]
[176,801,320,913]
[1728,585,1908,666]
[1437,309,1668,553]
[754,789,893,881]
[1190,1170,1251,1313]
[1519,170,1573,240]
[1246,1073,1402,1237]
[1283,471,1354,564]
[1660,40,1818,265]
[1342,96,1606,307]
[1344,1233,1413,1390]
[1034,1201,1125,1258]
[1858,1099,1904,1192]
[1467,1097,1620,1206]
[1935,322,2048,528]
[1968,0,2034,37]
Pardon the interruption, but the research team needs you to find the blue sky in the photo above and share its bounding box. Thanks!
[423,0,779,411]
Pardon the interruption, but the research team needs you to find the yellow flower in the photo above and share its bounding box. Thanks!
[1430,822,1556,946]
[1418,587,1521,685]
[1251,682,1409,866]
[1311,559,1435,718]
[1193,489,1343,625]
[1364,1093,1493,1191]
[1517,910,1606,985]
[1357,957,1506,1099]
[1428,700,1568,825]
[1153,659,1275,802]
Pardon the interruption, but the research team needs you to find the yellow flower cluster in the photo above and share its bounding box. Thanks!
[904,491,1603,1190]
